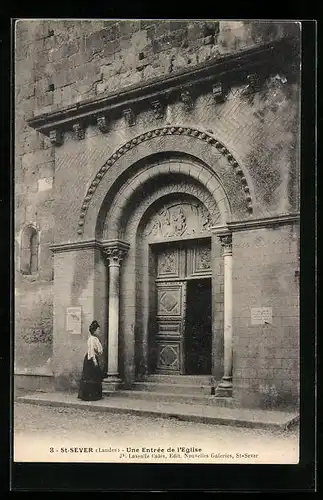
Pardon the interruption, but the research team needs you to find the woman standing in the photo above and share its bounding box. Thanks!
[78,320,104,401]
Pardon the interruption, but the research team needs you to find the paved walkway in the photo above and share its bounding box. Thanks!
[17,391,299,430]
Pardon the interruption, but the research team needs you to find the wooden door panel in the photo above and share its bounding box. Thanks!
[157,247,180,279]
[157,286,182,316]
[187,242,212,278]
[156,342,180,372]
[155,281,186,373]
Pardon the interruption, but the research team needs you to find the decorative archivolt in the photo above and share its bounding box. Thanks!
[77,126,253,235]
[118,180,221,243]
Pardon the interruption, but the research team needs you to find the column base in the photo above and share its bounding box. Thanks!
[102,376,122,393]
[214,378,233,398]
[214,387,232,398]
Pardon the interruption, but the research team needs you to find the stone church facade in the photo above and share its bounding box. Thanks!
[15,20,301,409]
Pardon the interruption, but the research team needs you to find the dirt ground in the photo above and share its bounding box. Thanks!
[13,402,299,465]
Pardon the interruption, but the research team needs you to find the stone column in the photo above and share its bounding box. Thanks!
[102,241,129,391]
[216,233,233,396]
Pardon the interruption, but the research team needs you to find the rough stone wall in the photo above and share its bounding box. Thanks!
[15,19,298,116]
[232,224,299,409]
[14,134,54,372]
[15,20,300,394]
[52,247,108,391]
[14,282,53,372]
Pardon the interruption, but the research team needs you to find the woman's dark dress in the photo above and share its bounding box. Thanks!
[78,354,103,401]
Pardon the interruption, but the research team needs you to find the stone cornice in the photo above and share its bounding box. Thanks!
[101,239,130,253]
[49,239,101,253]
[27,38,292,137]
[211,213,300,234]
[49,239,130,254]
[51,215,299,253]
[210,224,231,236]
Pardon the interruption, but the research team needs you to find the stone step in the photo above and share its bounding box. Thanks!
[131,381,213,396]
[140,374,212,385]
[115,390,235,407]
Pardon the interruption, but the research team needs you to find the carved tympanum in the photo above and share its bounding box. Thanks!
[147,201,212,240]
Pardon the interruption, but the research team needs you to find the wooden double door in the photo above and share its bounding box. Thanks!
[151,239,212,375]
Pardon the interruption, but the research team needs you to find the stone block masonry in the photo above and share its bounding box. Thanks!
[15,20,298,115]
[14,20,300,407]
[232,225,299,409]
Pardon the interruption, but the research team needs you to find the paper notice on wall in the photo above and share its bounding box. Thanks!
[251,307,272,325]
[38,177,53,191]
[66,307,82,334]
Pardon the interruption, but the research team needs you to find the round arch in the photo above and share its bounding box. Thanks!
[122,178,221,242]
[20,224,39,275]
[115,179,225,382]
[99,158,230,240]
[77,126,254,240]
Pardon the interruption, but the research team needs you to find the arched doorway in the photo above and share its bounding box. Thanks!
[135,193,215,378]
[49,127,255,394]
[97,154,231,387]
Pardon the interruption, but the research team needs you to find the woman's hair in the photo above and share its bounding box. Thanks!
[89,320,100,335]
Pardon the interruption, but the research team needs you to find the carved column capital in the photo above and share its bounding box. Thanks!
[102,241,130,267]
[123,108,136,126]
[49,128,63,146]
[219,233,232,255]
[96,114,109,133]
[103,247,127,266]
[72,122,85,140]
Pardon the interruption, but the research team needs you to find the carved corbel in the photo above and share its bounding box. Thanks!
[244,73,261,95]
[180,88,194,111]
[123,108,136,127]
[151,100,164,119]
[212,82,226,103]
[96,114,109,133]
[72,122,85,140]
[49,128,63,146]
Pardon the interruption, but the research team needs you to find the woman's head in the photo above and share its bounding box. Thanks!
[89,320,100,335]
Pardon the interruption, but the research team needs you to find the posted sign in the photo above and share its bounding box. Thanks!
[66,307,82,334]
[251,307,272,325]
